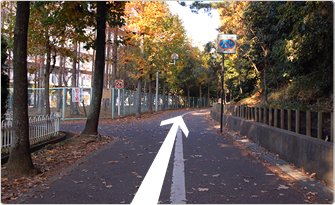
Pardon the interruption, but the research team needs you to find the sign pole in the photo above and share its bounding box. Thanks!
[220,54,225,133]
[118,88,120,117]
[156,71,159,113]
[217,34,236,133]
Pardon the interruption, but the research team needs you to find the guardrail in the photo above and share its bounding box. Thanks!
[213,103,333,142]
[1,112,61,153]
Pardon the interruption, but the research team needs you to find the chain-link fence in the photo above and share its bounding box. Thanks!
[6,88,218,120]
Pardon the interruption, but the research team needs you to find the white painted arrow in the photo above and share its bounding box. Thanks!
[131,116,189,205]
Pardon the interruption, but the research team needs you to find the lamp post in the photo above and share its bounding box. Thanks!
[156,69,159,113]
[169,53,178,109]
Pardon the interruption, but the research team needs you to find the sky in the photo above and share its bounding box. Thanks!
[167,1,221,50]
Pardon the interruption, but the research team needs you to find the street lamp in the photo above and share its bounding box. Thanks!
[170,53,179,65]
[156,53,178,113]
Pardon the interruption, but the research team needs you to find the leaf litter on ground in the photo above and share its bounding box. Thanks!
[1,134,113,204]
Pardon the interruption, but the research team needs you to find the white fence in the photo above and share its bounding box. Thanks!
[1,112,61,153]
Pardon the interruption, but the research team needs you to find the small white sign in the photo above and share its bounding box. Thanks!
[217,34,237,54]
[72,88,83,102]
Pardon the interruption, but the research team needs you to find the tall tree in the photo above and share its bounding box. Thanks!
[81,1,106,136]
[7,1,37,176]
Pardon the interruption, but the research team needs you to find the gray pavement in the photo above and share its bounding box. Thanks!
[13,109,331,204]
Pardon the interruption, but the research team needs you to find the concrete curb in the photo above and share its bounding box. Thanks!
[8,136,120,204]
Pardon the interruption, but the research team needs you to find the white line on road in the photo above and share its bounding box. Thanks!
[131,116,189,205]
[170,127,186,204]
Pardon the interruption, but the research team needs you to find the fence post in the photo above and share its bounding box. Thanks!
[255,107,258,122]
[112,88,114,119]
[295,110,300,134]
[306,110,311,137]
[317,111,322,139]
[264,108,267,125]
[62,87,66,120]
[288,109,291,131]
[274,108,278,128]
[259,107,262,123]
[251,107,254,120]
[269,107,273,126]
[281,109,284,129]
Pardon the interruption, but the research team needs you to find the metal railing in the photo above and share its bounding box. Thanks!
[6,87,218,120]
[1,112,61,153]
[213,103,333,142]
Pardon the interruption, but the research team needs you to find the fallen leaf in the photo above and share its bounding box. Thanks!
[14,177,25,182]
[198,188,209,192]
[266,173,275,176]
[251,195,258,198]
[106,185,113,188]
[212,174,220,177]
[137,154,143,156]
[1,177,8,182]
[277,184,289,190]
[71,180,83,184]
[108,161,119,164]
[203,174,208,176]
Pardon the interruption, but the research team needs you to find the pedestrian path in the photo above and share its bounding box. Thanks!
[11,109,331,204]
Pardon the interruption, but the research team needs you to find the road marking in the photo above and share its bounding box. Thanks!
[170,127,186,204]
[131,116,189,205]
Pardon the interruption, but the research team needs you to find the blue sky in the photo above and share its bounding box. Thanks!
[167,1,221,50]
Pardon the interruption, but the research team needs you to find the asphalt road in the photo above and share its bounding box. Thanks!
[22,108,328,204]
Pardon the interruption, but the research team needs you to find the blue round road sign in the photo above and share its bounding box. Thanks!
[219,39,235,50]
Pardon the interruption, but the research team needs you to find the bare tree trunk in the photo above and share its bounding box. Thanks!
[162,70,166,111]
[135,76,142,118]
[207,82,210,107]
[174,92,178,110]
[187,85,190,107]
[111,26,118,112]
[199,84,202,107]
[91,49,95,88]
[263,64,268,104]
[105,25,111,87]
[135,34,144,118]
[33,56,37,108]
[72,42,78,115]
[148,73,152,114]
[44,36,51,116]
[37,55,44,114]
[103,26,111,111]
[56,54,63,112]
[81,1,106,136]
[7,1,36,175]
